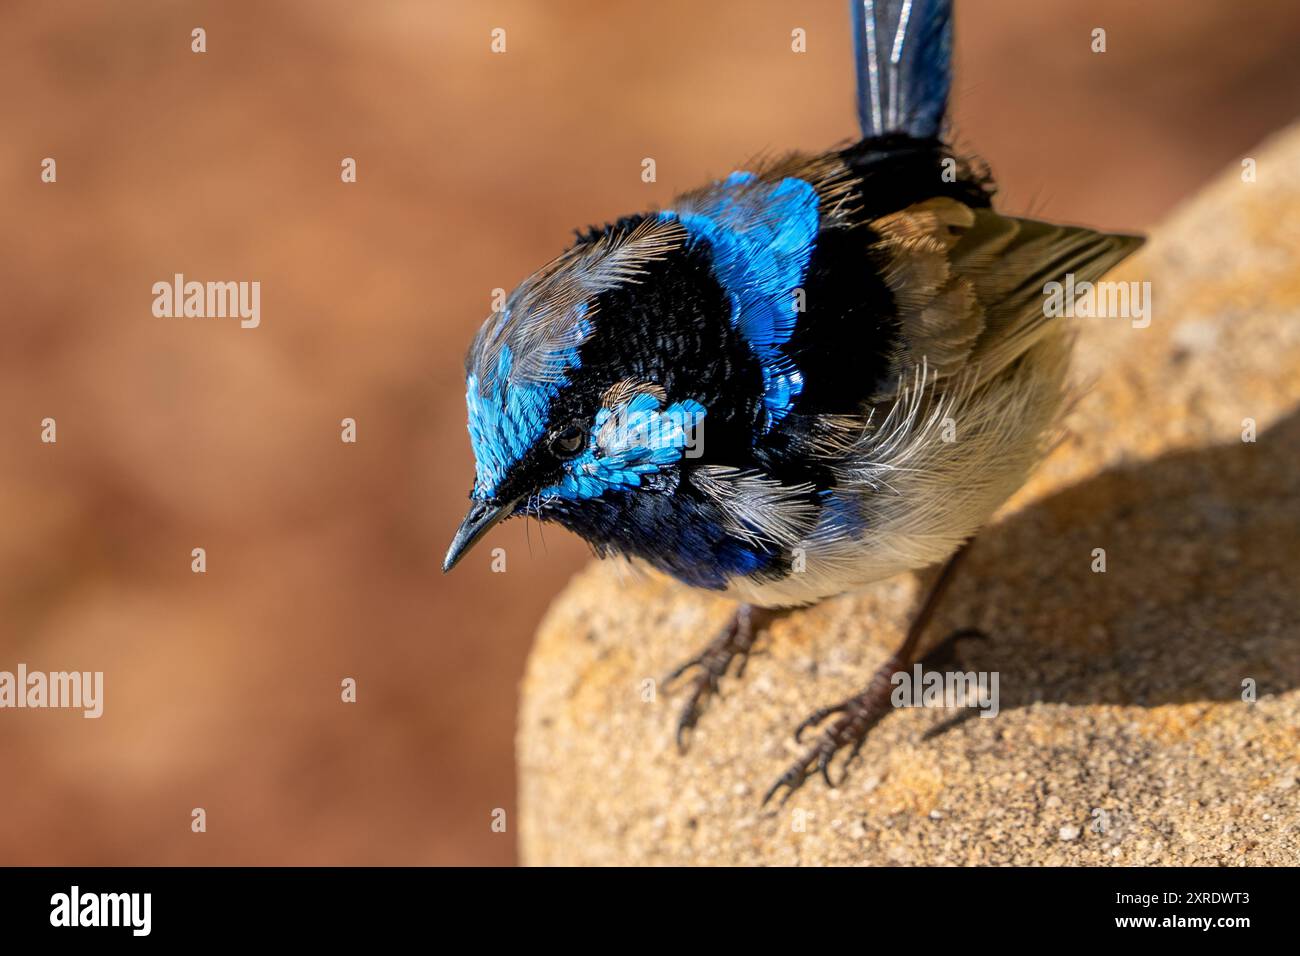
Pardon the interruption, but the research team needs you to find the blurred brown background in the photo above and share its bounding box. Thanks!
[1,1,1297,865]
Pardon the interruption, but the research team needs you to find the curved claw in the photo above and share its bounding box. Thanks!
[662,655,705,689]
[793,704,846,743]
[844,736,867,775]
[675,713,696,753]
[817,746,836,789]
[762,764,807,807]
[765,731,852,805]
[664,606,785,753]
[669,667,723,754]
[767,665,900,803]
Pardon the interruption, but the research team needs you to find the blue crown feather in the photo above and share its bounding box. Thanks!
[466,343,575,498]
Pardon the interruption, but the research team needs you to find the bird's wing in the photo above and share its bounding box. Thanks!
[870,197,1144,397]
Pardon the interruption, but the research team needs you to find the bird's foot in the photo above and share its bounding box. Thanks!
[762,626,988,806]
[665,604,786,752]
[763,650,901,806]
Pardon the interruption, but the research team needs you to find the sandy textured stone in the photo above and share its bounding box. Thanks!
[518,127,1300,866]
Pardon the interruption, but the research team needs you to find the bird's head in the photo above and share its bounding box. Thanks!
[442,212,773,572]
[443,167,829,575]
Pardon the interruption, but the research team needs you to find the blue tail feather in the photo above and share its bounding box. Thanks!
[850,0,952,140]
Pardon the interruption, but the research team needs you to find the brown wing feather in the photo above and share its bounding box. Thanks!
[870,198,1144,397]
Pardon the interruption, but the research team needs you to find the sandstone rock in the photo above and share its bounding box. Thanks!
[518,127,1300,866]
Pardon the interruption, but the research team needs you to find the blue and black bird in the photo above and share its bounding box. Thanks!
[443,0,1142,801]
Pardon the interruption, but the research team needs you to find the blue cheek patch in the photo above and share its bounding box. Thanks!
[658,172,818,430]
[543,393,706,501]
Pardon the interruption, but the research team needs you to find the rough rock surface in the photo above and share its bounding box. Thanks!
[517,127,1300,866]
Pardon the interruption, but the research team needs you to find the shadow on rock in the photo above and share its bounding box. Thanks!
[929,408,1300,717]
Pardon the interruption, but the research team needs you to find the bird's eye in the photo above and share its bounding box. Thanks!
[549,423,586,459]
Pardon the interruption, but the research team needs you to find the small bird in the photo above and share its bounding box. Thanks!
[443,0,1142,802]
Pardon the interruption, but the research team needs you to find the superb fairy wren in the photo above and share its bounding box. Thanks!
[443,0,1142,801]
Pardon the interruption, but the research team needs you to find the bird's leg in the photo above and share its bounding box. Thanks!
[764,542,975,806]
[665,603,791,752]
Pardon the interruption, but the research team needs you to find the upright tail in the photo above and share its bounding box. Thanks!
[850,0,953,141]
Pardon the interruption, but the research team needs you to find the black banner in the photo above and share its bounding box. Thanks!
[0,866,1284,942]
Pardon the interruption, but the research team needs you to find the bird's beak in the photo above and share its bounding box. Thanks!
[442,497,519,573]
